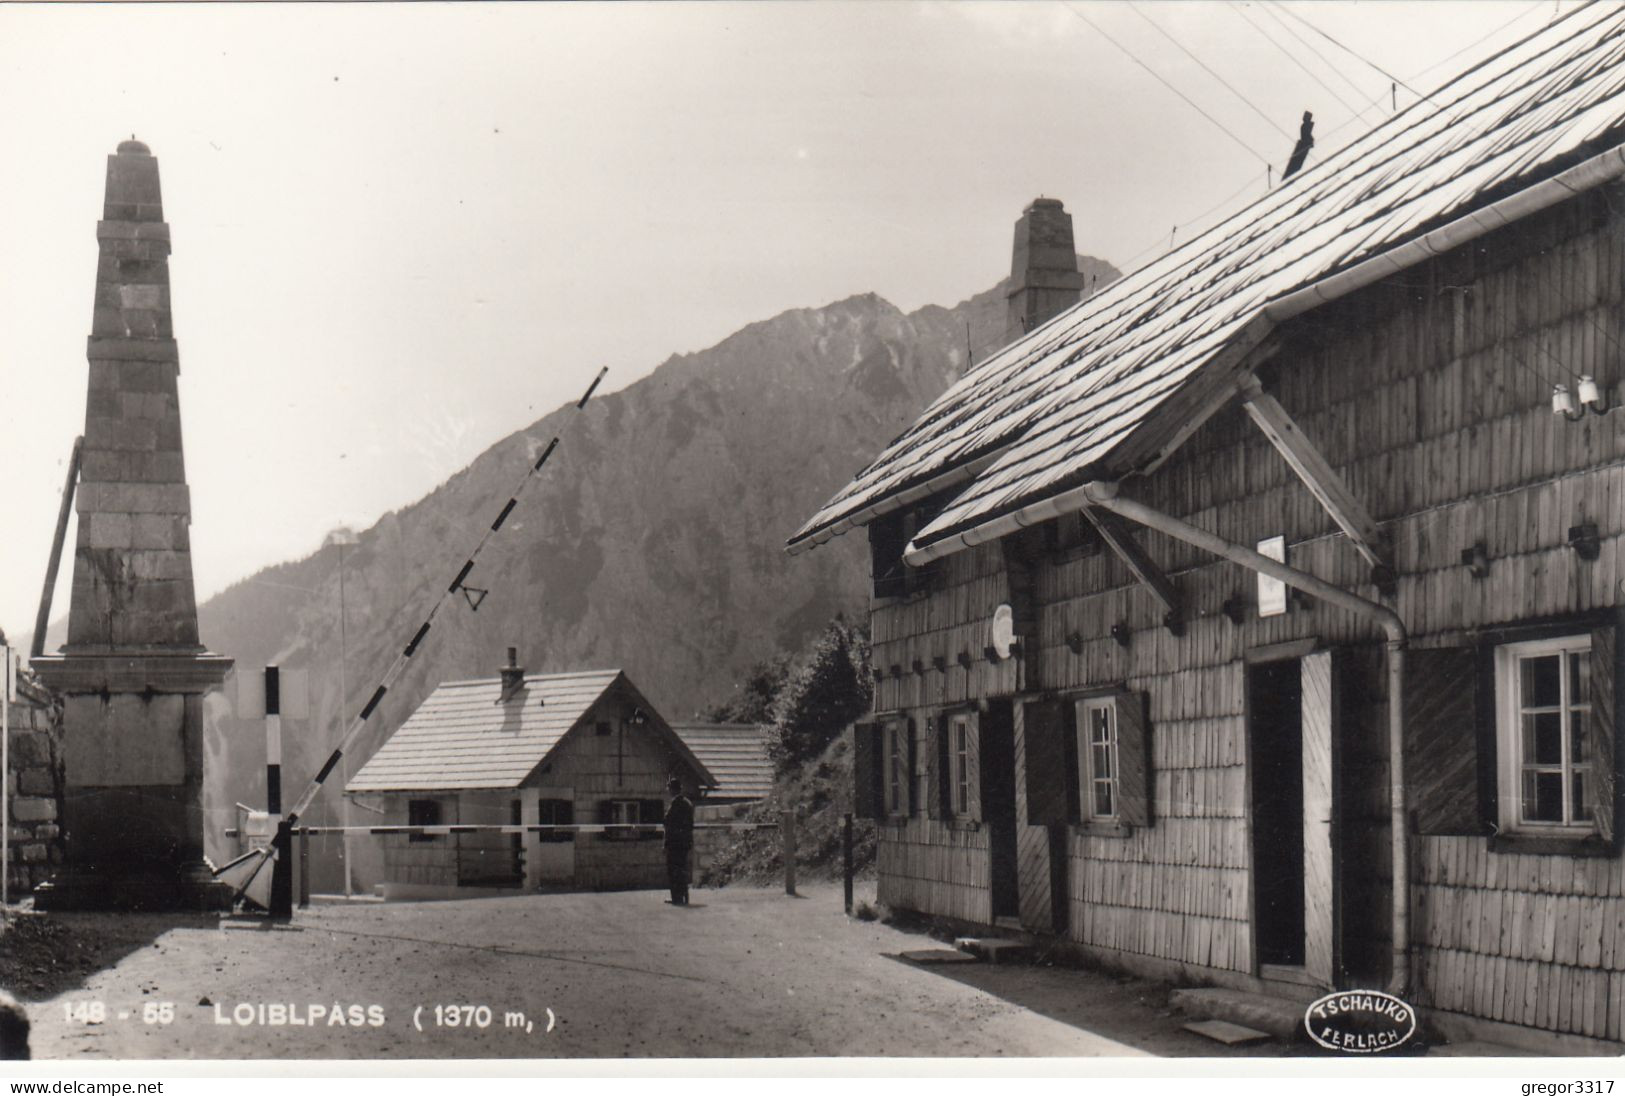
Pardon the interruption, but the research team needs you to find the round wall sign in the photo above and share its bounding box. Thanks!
[990,604,1015,660]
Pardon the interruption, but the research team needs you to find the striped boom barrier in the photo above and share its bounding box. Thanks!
[226,822,779,837]
[218,366,610,905]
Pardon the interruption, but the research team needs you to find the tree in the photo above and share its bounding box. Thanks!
[698,655,791,724]
[770,616,871,774]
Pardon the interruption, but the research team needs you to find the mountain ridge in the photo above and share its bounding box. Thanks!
[186,257,1119,884]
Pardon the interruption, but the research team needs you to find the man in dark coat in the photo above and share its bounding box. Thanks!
[663,777,695,905]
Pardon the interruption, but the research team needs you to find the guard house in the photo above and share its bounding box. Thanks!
[346,652,713,899]
[788,8,1625,1050]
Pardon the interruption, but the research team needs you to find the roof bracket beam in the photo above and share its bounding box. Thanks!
[1079,506,1185,635]
[1237,373,1393,586]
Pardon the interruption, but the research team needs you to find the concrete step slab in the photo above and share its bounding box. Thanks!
[900,948,979,965]
[1170,987,1307,1042]
[954,937,1032,964]
[1183,1019,1273,1046]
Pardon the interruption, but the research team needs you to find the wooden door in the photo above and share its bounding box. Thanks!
[534,789,576,884]
[1300,651,1337,987]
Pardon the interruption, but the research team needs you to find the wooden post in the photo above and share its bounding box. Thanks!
[297,827,310,909]
[266,667,292,920]
[31,437,82,660]
[781,809,797,896]
[843,813,854,914]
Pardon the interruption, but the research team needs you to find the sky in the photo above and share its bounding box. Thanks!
[0,0,1589,640]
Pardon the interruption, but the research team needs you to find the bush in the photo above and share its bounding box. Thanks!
[769,617,871,775]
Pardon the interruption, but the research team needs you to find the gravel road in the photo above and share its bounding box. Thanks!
[24,884,1282,1060]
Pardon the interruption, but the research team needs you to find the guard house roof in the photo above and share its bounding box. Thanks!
[346,669,714,794]
[667,723,774,801]
[786,4,1625,562]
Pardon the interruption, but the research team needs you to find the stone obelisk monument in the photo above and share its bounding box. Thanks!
[32,139,232,910]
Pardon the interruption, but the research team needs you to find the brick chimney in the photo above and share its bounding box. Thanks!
[498,646,526,703]
[1006,198,1085,346]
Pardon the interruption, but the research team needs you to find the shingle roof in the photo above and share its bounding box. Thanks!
[669,723,774,800]
[788,4,1625,559]
[346,669,622,793]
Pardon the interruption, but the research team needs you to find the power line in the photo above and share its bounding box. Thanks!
[1225,1,1367,120]
[1116,167,1269,273]
[1407,0,1547,84]
[1127,1,1292,141]
[1063,2,1272,167]
[1256,1,1380,113]
[1268,0,1438,106]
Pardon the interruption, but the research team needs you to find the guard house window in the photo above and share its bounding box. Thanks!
[950,714,972,816]
[1497,635,1594,834]
[1077,698,1118,821]
[408,798,441,843]
[538,798,574,843]
[601,798,644,840]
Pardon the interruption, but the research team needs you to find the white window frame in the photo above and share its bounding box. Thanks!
[884,720,908,817]
[1495,634,1594,836]
[606,798,642,840]
[1077,697,1119,822]
[949,713,972,817]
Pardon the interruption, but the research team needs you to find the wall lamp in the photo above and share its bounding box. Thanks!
[1569,523,1601,562]
[1553,376,1610,420]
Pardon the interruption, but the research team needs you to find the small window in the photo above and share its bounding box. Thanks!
[594,721,613,736]
[868,498,948,600]
[1077,698,1118,821]
[603,798,642,840]
[1496,635,1594,834]
[950,714,972,816]
[884,720,911,817]
[538,798,574,843]
[408,798,442,842]
[1047,511,1104,556]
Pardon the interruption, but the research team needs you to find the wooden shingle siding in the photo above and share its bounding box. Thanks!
[872,543,1022,713]
[545,702,688,891]
[876,820,992,925]
[1413,836,1625,1039]
[870,189,1625,1039]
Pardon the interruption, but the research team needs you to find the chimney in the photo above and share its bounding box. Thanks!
[498,646,525,703]
[1006,198,1085,347]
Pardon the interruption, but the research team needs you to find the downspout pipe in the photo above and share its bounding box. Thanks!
[1077,483,1414,996]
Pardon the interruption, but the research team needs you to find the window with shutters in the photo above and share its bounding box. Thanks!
[1077,698,1118,821]
[1496,635,1595,835]
[1065,689,1151,832]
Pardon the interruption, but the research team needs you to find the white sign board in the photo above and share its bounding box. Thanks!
[1257,536,1288,618]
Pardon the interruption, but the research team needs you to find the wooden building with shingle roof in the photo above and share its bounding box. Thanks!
[348,653,712,898]
[668,723,773,803]
[792,6,1625,1050]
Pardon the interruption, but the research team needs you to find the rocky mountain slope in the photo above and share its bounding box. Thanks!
[195,258,1119,885]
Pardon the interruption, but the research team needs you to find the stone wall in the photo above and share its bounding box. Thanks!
[4,681,65,897]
